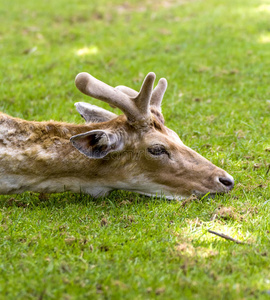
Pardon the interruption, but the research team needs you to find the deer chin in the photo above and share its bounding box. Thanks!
[129,190,186,201]
[192,188,231,199]
[113,179,182,200]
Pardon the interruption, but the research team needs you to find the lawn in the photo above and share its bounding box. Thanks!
[0,0,270,299]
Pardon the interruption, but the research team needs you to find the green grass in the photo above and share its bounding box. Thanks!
[0,0,270,299]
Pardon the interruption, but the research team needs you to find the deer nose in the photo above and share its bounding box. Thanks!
[218,176,234,190]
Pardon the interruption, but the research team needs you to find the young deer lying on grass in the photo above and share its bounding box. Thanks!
[0,72,234,199]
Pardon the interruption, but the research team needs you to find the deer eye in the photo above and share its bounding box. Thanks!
[147,145,169,156]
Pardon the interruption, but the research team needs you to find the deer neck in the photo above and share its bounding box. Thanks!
[0,113,117,196]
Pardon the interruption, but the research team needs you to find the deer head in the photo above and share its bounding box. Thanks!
[71,72,234,200]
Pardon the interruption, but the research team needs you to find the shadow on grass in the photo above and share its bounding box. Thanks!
[0,189,236,210]
[0,190,170,210]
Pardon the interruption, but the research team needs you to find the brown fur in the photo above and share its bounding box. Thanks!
[0,110,234,198]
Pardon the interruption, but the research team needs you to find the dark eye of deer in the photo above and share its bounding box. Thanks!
[148,145,169,156]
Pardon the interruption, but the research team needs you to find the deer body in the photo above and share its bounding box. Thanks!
[0,72,234,199]
[0,113,124,196]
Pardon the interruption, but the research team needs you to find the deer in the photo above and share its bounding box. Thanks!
[0,72,234,200]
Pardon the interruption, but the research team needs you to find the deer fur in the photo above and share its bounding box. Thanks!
[0,72,234,199]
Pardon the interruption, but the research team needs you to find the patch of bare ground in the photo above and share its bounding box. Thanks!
[211,203,260,223]
[115,0,198,13]
[174,241,218,258]
[211,206,241,221]
[173,234,218,258]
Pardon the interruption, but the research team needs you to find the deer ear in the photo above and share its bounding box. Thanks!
[75,102,118,123]
[70,130,123,158]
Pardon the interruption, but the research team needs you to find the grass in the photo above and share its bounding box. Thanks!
[0,0,270,298]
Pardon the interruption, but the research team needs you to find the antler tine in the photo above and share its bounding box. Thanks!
[134,72,156,118]
[115,85,138,98]
[150,78,167,112]
[75,72,139,122]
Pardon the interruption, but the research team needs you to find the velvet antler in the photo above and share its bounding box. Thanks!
[150,78,167,112]
[75,72,156,126]
[116,77,167,113]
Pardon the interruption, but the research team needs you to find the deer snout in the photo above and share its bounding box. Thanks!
[218,174,234,191]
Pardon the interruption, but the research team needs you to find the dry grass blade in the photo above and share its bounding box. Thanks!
[208,230,249,245]
[266,164,270,175]
[181,195,198,207]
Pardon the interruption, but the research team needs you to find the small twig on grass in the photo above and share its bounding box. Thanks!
[208,230,248,245]
[266,164,270,176]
